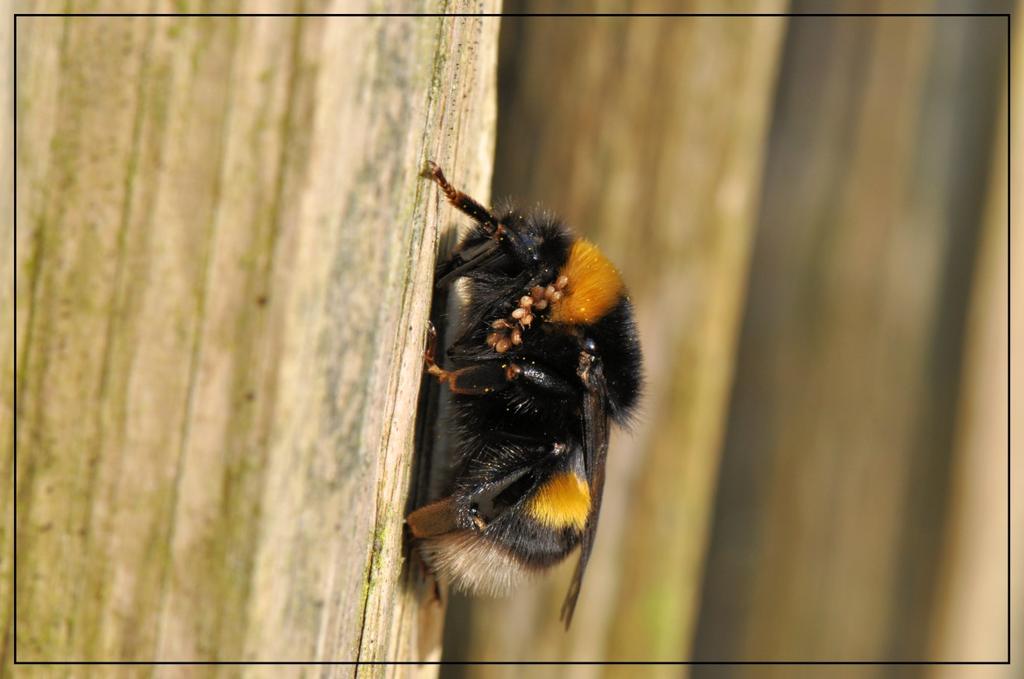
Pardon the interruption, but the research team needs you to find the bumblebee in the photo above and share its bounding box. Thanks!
[407,161,642,626]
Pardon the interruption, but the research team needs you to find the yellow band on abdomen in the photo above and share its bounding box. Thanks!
[527,472,591,530]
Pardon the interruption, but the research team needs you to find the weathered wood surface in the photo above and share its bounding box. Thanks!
[442,2,787,673]
[8,2,498,674]
[693,11,1009,675]
[0,0,14,671]
[928,13,1020,676]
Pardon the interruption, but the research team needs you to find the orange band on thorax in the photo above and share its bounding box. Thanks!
[548,239,624,325]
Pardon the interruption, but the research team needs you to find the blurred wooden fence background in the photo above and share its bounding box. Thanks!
[445,3,1017,678]
[6,2,1018,678]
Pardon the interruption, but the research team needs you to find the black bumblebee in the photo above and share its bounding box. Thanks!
[407,161,642,626]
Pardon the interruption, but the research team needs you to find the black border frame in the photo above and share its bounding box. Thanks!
[9,7,1015,667]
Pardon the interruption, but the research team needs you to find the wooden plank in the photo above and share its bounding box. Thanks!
[694,12,1008,670]
[8,2,499,672]
[927,11,1016,673]
[442,2,786,671]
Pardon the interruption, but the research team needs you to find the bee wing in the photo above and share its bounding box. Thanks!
[560,354,610,628]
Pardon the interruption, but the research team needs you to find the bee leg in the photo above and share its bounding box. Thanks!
[407,498,451,603]
[421,160,499,233]
[424,320,442,365]
[430,566,443,603]
[425,361,515,396]
[409,541,444,603]
[423,328,510,395]
[434,238,501,289]
[504,362,578,398]
[408,496,458,538]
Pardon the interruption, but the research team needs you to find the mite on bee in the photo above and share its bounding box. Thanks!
[406,161,643,626]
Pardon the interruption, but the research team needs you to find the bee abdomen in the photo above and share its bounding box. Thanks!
[416,530,535,597]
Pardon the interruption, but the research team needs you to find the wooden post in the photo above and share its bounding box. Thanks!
[695,12,1008,669]
[927,13,1018,672]
[7,3,498,671]
[443,5,787,669]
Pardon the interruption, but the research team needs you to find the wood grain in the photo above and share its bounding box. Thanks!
[927,11,1018,674]
[442,2,786,673]
[694,11,1008,673]
[7,2,498,674]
